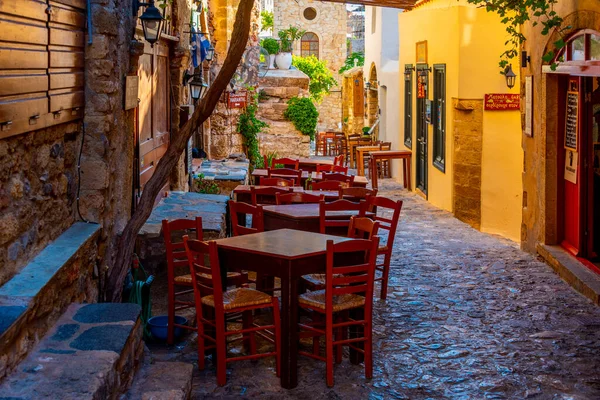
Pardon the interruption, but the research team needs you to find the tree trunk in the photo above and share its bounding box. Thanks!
[105,0,256,302]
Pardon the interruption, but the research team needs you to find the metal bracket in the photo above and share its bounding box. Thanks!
[0,121,12,131]
[29,115,40,125]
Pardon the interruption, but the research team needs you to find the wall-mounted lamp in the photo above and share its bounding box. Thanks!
[521,51,531,68]
[184,72,208,101]
[205,44,215,62]
[504,64,517,89]
[133,0,164,47]
[404,66,415,81]
[365,81,371,90]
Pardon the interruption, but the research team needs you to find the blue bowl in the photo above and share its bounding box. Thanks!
[147,315,188,341]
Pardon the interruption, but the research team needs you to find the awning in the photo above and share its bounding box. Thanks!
[318,0,417,9]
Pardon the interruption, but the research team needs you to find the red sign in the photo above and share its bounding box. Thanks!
[484,93,520,111]
[417,75,426,99]
[227,91,247,108]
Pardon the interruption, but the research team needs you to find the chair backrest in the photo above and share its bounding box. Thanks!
[229,200,265,236]
[347,216,380,239]
[311,180,344,191]
[259,177,295,187]
[379,142,392,151]
[368,196,403,248]
[339,187,378,201]
[348,133,361,141]
[330,164,348,173]
[333,155,345,167]
[162,217,204,275]
[268,168,302,185]
[319,199,367,234]
[183,238,225,319]
[322,172,355,184]
[250,186,292,205]
[276,191,324,205]
[324,237,380,315]
[270,157,300,169]
[316,164,333,173]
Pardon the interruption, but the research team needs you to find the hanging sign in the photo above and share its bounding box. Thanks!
[524,76,533,137]
[564,149,578,184]
[484,94,520,111]
[227,91,248,108]
[124,76,139,110]
[565,91,578,150]
[417,73,427,99]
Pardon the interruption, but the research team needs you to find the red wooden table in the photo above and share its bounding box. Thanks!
[298,157,333,172]
[216,229,355,389]
[262,203,373,233]
[310,172,368,188]
[251,169,369,188]
[232,185,339,203]
[369,150,412,190]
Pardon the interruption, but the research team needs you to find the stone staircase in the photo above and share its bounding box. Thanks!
[257,69,311,158]
[0,221,195,399]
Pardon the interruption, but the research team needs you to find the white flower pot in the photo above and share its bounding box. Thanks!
[268,54,276,69]
[276,52,292,70]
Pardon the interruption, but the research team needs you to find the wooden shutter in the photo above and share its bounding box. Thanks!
[353,72,364,116]
[0,0,85,139]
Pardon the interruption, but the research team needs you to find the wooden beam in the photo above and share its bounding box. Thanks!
[318,0,416,9]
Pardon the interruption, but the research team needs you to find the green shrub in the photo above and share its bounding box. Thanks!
[339,52,365,74]
[194,173,219,194]
[238,91,268,170]
[260,10,273,32]
[292,55,337,103]
[284,97,318,140]
[278,26,305,53]
[261,38,279,55]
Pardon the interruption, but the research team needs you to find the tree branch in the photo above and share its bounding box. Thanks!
[105,0,256,302]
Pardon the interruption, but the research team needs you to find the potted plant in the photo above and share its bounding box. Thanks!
[261,38,279,69]
[276,26,305,70]
[362,126,371,136]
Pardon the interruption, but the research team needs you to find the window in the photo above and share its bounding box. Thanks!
[556,30,600,62]
[303,7,317,20]
[301,32,319,58]
[404,65,413,148]
[433,64,446,172]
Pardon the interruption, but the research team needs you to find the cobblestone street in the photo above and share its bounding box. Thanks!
[150,180,600,399]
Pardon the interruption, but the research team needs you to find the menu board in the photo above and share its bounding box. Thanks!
[565,91,578,150]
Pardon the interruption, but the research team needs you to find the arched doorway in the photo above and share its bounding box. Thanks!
[367,63,379,139]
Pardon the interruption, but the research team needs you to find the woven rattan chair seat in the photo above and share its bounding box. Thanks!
[301,273,344,287]
[299,289,365,312]
[201,287,272,310]
[174,271,242,285]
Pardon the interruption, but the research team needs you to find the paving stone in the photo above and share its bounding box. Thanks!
[147,179,600,399]
[126,360,193,400]
[73,302,141,324]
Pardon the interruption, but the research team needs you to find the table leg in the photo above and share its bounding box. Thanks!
[357,151,363,176]
[371,156,378,189]
[406,156,412,190]
[279,262,299,389]
[349,307,365,365]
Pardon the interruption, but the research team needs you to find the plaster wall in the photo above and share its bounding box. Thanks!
[399,0,522,241]
[364,7,402,178]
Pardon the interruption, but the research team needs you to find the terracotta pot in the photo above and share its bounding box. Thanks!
[275,52,292,70]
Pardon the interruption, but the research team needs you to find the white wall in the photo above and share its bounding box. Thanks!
[364,6,402,180]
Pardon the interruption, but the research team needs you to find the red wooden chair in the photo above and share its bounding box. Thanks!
[322,172,355,186]
[250,186,292,205]
[330,165,349,174]
[319,199,367,235]
[368,196,403,300]
[229,200,264,236]
[301,216,380,291]
[162,218,246,345]
[310,180,345,191]
[298,236,380,387]
[268,168,302,186]
[316,132,328,156]
[270,157,300,169]
[183,238,280,386]
[275,191,324,205]
[333,154,345,166]
[259,177,295,187]
[338,187,378,203]
[316,164,333,173]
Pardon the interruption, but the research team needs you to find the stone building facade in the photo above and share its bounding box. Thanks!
[274,0,347,132]
[520,1,600,301]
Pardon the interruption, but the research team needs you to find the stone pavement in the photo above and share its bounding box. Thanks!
[149,180,600,399]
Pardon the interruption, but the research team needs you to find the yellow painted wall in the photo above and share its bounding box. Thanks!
[399,0,523,241]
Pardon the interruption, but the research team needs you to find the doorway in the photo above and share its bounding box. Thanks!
[416,64,429,195]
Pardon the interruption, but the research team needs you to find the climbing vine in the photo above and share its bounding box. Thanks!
[237,90,268,170]
[284,97,318,140]
[292,56,337,103]
[467,0,566,70]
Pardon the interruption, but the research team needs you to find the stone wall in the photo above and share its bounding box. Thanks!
[274,0,347,131]
[0,124,79,287]
[452,99,483,230]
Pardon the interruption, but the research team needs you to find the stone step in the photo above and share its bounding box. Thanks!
[0,303,144,399]
[124,360,193,400]
[257,102,288,121]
